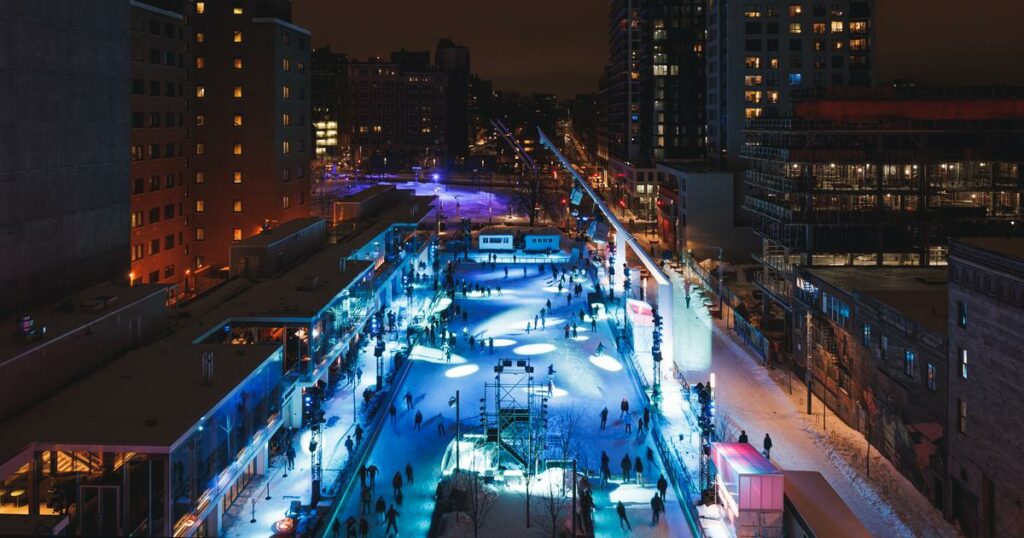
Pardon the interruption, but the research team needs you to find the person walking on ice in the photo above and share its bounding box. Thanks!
[623,411,633,434]
[385,504,400,534]
[763,433,773,459]
[616,500,632,531]
[599,406,608,429]
[620,397,629,418]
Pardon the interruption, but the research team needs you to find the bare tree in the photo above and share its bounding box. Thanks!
[552,405,585,495]
[534,470,569,538]
[457,471,497,538]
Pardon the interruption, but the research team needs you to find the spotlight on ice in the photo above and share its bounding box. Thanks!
[444,364,479,378]
[409,345,467,364]
[491,338,516,348]
[513,343,556,356]
[589,353,623,372]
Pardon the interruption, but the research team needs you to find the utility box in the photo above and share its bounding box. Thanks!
[711,442,784,538]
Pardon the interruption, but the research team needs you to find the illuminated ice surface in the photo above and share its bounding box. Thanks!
[321,259,693,537]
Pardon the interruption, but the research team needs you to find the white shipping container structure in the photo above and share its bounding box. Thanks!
[712,442,784,538]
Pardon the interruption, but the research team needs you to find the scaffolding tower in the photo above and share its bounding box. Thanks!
[484,358,548,473]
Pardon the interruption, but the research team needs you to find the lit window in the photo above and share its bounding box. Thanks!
[862,324,872,346]
[195,143,205,155]
[849,38,868,51]
[282,140,291,154]
[233,114,243,127]
[233,171,243,184]
[788,4,802,16]
[957,300,967,328]
[195,31,205,43]
[850,21,868,34]
[769,57,779,69]
[767,90,779,103]
[195,114,205,127]
[788,73,802,86]
[745,56,761,69]
[233,228,243,241]
[282,85,291,99]
[195,2,205,14]
[232,200,243,213]
[831,21,844,32]
[282,196,291,210]
[233,57,243,69]
[744,75,763,86]
[744,8,761,18]
[904,350,916,377]
[282,113,291,127]
[195,228,205,240]
[789,23,802,34]
[744,90,763,103]
[282,58,291,71]
[744,107,762,119]
[233,143,243,155]
[233,30,243,43]
[195,171,205,184]
[195,199,205,212]
[926,364,936,391]
[195,56,205,69]
[833,40,844,51]
[959,348,968,380]
[812,22,825,34]
[195,86,206,98]
[232,6,243,15]
[233,85,243,98]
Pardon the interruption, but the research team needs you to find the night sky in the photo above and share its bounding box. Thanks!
[294,0,1024,98]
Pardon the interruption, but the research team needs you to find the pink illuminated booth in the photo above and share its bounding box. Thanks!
[711,443,784,537]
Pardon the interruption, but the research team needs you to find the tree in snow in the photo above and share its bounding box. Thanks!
[534,470,569,538]
[456,470,497,538]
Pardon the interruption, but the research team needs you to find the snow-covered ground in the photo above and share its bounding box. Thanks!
[329,260,693,537]
[653,258,959,538]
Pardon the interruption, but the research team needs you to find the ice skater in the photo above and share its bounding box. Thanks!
[657,474,668,499]
[414,410,423,430]
[763,433,773,459]
[650,493,664,525]
[385,505,400,534]
[621,454,632,481]
[599,407,608,429]
[616,501,632,530]
[620,397,630,418]
[624,411,633,434]
[405,463,414,484]
[404,391,413,409]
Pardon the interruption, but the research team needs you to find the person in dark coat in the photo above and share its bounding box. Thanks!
[616,500,632,530]
[358,517,369,537]
[657,474,669,499]
[651,493,664,525]
[392,471,403,497]
[738,430,748,443]
[599,407,609,429]
[385,505,400,534]
[763,433,773,459]
[620,397,629,418]
[374,496,386,523]
[367,464,379,489]
[620,454,632,481]
[405,463,414,484]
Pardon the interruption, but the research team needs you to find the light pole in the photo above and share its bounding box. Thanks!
[449,391,460,474]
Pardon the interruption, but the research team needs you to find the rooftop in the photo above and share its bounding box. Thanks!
[0,341,279,470]
[341,183,395,203]
[230,217,325,249]
[0,282,166,366]
[784,471,871,538]
[806,267,948,334]
[479,225,562,235]
[954,237,1024,261]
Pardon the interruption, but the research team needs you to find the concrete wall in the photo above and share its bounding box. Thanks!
[0,1,131,315]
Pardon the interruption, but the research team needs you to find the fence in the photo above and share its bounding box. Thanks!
[686,258,770,363]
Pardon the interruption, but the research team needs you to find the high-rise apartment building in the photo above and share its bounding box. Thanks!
[706,0,874,169]
[311,46,348,161]
[130,1,191,288]
[0,1,132,315]
[435,39,471,168]
[189,0,312,270]
[348,55,448,170]
[606,0,707,219]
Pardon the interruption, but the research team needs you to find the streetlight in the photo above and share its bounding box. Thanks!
[448,391,460,474]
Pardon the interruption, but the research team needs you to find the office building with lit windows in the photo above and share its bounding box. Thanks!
[706,0,874,169]
[744,86,1024,352]
[0,1,131,315]
[189,0,312,272]
[130,1,192,289]
[347,54,449,170]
